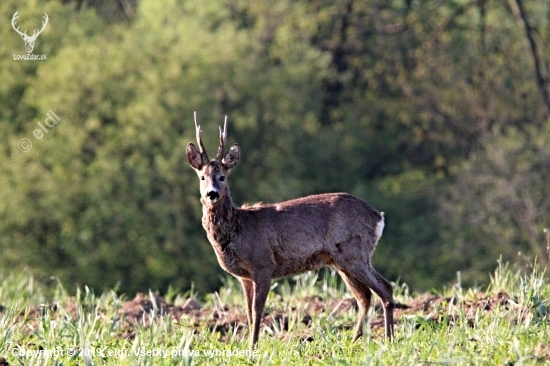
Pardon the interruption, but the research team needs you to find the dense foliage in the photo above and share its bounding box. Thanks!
[1,0,549,294]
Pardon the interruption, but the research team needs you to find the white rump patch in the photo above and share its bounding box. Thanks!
[375,212,385,244]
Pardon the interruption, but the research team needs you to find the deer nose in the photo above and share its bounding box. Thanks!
[207,190,220,201]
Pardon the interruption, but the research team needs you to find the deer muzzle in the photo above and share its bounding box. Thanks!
[206,190,220,201]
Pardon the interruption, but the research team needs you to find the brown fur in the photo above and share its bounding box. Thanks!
[187,116,395,347]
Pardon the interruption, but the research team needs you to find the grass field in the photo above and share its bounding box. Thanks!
[0,261,549,365]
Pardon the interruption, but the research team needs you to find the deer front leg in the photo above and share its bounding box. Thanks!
[240,278,254,334]
[250,272,271,348]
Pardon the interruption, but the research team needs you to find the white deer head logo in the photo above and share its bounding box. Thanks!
[11,11,49,54]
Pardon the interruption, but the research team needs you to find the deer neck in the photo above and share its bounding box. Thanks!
[201,192,239,251]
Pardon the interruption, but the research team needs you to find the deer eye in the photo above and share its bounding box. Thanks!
[219,176,225,182]
[200,176,205,181]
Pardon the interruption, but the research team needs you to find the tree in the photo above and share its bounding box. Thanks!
[442,124,550,283]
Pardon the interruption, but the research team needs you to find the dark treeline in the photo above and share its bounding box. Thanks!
[1,0,549,295]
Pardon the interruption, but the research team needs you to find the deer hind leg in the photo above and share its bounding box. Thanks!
[355,266,395,341]
[370,267,395,340]
[240,278,254,335]
[332,235,395,340]
[338,270,373,340]
[336,262,394,341]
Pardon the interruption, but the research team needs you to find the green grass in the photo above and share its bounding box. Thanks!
[0,262,549,365]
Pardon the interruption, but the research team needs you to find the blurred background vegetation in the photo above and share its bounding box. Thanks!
[1,0,549,295]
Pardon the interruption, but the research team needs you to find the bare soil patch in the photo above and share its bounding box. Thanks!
[0,290,530,344]
[113,290,528,341]
[0,290,542,366]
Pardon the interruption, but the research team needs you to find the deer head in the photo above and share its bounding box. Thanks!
[187,112,240,208]
[11,11,49,54]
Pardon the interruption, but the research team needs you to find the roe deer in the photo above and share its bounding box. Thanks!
[187,113,395,347]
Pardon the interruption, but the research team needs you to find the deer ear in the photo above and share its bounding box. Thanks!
[187,143,204,170]
[223,143,240,170]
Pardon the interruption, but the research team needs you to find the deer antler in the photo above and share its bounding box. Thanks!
[11,12,48,40]
[216,116,228,161]
[194,111,209,161]
[29,13,48,40]
[11,11,27,38]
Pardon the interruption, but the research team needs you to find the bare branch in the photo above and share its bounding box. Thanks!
[509,0,550,116]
